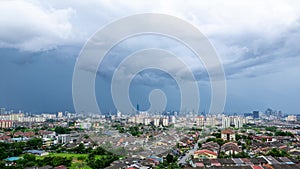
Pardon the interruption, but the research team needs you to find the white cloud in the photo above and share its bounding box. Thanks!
[0,0,75,51]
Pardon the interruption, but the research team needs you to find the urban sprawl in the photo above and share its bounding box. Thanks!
[0,107,300,169]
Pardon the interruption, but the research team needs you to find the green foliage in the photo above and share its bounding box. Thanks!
[156,161,180,169]
[206,138,225,146]
[267,148,289,157]
[265,126,277,132]
[55,126,70,134]
[235,134,243,141]
[245,139,252,146]
[0,142,27,160]
[86,147,118,168]
[274,131,294,137]
[191,127,202,131]
[129,126,143,136]
[14,154,72,168]
[27,138,43,149]
[233,151,250,158]
[71,143,86,154]
[166,154,174,163]
[77,155,86,161]
[198,142,202,148]
[265,132,273,136]
[212,132,221,138]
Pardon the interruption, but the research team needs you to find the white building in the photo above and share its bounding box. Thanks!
[205,116,217,127]
[286,115,297,122]
[57,134,71,144]
[169,116,176,124]
[233,116,244,128]
[222,116,231,128]
[117,110,122,118]
[162,117,169,126]
[57,112,63,118]
[143,118,151,125]
[153,118,160,127]
[195,116,205,126]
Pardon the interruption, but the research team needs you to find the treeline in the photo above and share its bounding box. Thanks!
[0,154,72,169]
[0,138,43,160]
[0,140,120,168]
[87,147,119,168]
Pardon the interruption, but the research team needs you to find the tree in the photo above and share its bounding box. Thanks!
[72,143,86,154]
[235,134,242,141]
[265,126,277,132]
[27,138,43,149]
[166,154,174,163]
[55,126,70,134]
[267,148,289,157]
[23,153,36,162]
[233,151,250,158]
[84,134,89,139]
[212,132,221,138]
[198,142,202,149]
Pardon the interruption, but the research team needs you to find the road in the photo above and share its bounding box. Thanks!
[178,139,200,164]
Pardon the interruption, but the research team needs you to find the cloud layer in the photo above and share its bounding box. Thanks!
[1,0,300,113]
[0,0,75,51]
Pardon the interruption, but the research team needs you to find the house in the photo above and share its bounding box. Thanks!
[193,149,218,159]
[221,142,241,155]
[252,135,274,142]
[202,141,220,152]
[221,129,235,141]
[24,150,49,156]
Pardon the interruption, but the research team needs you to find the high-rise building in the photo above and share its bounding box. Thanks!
[286,115,297,122]
[253,111,259,119]
[205,116,217,127]
[162,117,169,126]
[143,118,151,125]
[153,118,160,127]
[117,110,122,118]
[233,117,244,128]
[174,111,178,117]
[169,116,176,124]
[57,112,63,118]
[222,116,230,128]
[0,108,5,115]
[0,120,13,128]
[195,116,205,126]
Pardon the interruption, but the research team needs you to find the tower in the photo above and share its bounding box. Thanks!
[136,104,140,115]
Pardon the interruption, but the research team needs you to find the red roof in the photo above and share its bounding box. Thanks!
[251,165,264,169]
[221,129,234,134]
[194,149,217,156]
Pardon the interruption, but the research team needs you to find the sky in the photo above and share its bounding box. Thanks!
[0,0,300,115]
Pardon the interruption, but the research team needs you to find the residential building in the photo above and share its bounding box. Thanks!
[221,129,235,141]
[194,149,218,159]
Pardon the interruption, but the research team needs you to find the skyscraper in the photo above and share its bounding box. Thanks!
[253,111,259,119]
[233,117,243,128]
[222,116,230,128]
[0,108,5,115]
